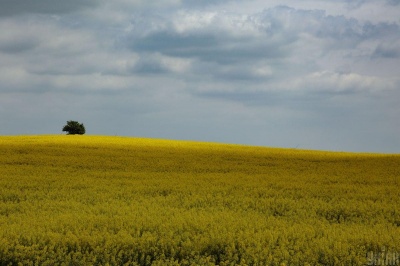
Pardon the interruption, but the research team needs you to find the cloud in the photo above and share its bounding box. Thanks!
[0,19,41,54]
[195,71,400,109]
[372,42,400,58]
[126,6,399,60]
[124,6,400,93]
[127,11,274,64]
[292,71,399,94]
[182,0,238,5]
[0,0,100,16]
[3,5,399,96]
[0,15,136,93]
[386,0,400,5]
[0,1,399,152]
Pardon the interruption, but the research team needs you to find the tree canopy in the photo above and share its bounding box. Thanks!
[62,120,85,135]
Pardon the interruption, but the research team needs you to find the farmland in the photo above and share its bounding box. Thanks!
[0,135,399,265]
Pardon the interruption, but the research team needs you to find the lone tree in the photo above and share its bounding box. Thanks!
[62,120,86,135]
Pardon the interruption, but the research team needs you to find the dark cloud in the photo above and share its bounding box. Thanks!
[0,0,100,16]
[386,0,400,5]
[131,32,286,65]
[344,0,367,9]
[182,0,239,7]
[130,31,219,58]
[0,39,38,54]
[125,5,400,86]
[361,22,400,40]
[129,55,171,74]
[372,44,400,58]
[127,6,400,61]
[126,8,297,70]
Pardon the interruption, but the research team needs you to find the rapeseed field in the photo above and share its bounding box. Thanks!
[0,135,399,265]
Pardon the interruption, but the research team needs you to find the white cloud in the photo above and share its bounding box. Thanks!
[291,71,399,94]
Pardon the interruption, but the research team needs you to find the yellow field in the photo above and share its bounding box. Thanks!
[0,135,399,265]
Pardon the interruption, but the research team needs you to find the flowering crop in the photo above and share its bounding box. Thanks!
[0,135,399,265]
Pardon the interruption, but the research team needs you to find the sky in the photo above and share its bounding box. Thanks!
[0,0,399,153]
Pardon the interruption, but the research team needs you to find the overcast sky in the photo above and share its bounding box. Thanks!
[1,0,399,152]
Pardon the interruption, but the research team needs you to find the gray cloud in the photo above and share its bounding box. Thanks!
[0,0,100,16]
[129,54,172,74]
[373,43,400,58]
[0,1,399,152]
[125,6,400,89]
[0,39,37,54]
[387,0,400,5]
[127,8,295,64]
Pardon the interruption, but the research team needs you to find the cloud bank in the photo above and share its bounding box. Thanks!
[0,0,399,152]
